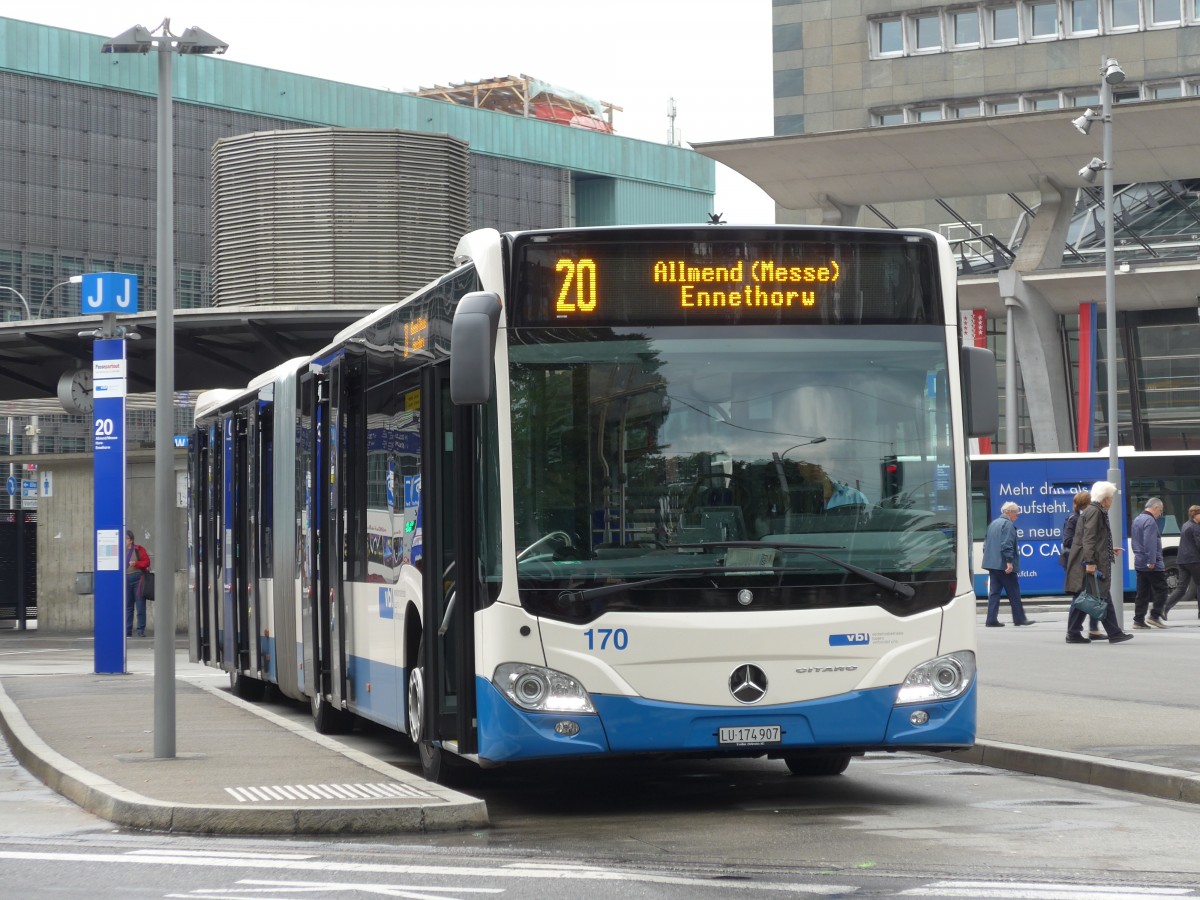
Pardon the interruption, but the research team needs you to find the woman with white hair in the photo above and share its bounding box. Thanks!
[1063,480,1134,644]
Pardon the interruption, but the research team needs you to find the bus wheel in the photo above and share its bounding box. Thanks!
[408,648,444,782]
[1165,556,1180,594]
[407,656,426,743]
[229,669,263,701]
[310,690,350,734]
[407,644,470,785]
[783,753,852,776]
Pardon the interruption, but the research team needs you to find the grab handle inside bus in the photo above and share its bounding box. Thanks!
[961,346,999,438]
[450,291,502,405]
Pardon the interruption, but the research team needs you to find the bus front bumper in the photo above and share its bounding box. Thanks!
[473,676,977,763]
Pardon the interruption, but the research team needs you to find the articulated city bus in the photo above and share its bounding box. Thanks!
[971,449,1200,597]
[190,224,997,783]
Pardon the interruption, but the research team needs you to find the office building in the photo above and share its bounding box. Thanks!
[700,0,1200,453]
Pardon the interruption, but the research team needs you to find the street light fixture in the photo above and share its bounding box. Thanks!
[102,18,227,760]
[777,436,828,459]
[0,286,31,320]
[35,275,84,319]
[1074,55,1126,626]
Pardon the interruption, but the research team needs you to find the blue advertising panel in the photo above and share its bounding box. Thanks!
[93,339,126,673]
[986,458,1129,595]
[81,272,139,316]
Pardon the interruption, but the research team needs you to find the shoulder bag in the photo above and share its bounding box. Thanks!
[1070,573,1106,620]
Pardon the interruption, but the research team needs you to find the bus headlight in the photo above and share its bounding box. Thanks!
[493,663,596,714]
[895,651,976,705]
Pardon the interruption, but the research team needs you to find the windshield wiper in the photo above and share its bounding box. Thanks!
[672,540,916,600]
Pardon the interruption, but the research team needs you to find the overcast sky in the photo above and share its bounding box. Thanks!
[6,2,777,222]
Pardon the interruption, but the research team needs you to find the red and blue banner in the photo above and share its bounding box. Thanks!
[1076,302,1098,452]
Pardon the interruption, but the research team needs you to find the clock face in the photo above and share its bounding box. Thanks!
[57,368,93,414]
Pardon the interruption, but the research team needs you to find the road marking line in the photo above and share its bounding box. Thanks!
[0,850,856,893]
[899,881,1192,898]
[224,782,432,803]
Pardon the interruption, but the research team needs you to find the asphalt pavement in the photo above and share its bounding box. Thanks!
[1,600,1198,835]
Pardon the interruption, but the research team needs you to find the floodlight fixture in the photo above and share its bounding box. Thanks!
[1078,157,1106,183]
[1072,108,1097,135]
[177,26,229,55]
[102,24,153,54]
[1102,58,1126,85]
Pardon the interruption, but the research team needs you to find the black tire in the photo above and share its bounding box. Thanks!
[408,637,473,786]
[783,753,852,776]
[229,669,264,701]
[310,689,351,734]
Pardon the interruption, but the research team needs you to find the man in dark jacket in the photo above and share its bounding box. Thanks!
[981,501,1034,627]
[1164,504,1200,618]
[1130,497,1167,628]
[1064,481,1133,644]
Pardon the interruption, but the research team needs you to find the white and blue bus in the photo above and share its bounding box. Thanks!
[190,224,997,782]
[971,449,1200,597]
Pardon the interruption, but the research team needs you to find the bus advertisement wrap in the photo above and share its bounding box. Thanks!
[984,458,1128,595]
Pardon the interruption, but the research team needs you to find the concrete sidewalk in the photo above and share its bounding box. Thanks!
[0,631,487,835]
[953,599,1200,803]
[3,605,1200,837]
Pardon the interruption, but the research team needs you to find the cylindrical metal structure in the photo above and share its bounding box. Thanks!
[209,129,470,308]
[1102,57,1124,627]
[1005,303,1017,453]
[154,44,176,759]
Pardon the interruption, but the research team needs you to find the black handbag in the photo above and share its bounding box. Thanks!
[1071,574,1106,619]
[142,571,155,602]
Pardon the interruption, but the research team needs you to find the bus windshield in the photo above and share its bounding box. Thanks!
[508,325,957,621]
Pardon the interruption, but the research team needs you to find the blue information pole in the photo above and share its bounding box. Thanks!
[85,272,137,675]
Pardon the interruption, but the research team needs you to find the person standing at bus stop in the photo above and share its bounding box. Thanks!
[1131,497,1168,629]
[1064,481,1134,644]
[125,529,151,638]
[1164,504,1200,619]
[982,501,1035,627]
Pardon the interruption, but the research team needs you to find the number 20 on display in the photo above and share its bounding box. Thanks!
[555,258,598,314]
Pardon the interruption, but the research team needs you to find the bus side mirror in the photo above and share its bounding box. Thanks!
[450,291,502,405]
[961,346,998,438]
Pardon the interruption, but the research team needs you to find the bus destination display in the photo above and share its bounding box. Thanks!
[513,233,939,327]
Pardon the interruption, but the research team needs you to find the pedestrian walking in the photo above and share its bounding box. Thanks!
[1064,481,1133,644]
[1060,490,1102,638]
[1131,497,1168,628]
[1164,504,1200,619]
[982,501,1035,627]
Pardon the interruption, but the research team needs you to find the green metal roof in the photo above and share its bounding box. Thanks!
[0,17,714,194]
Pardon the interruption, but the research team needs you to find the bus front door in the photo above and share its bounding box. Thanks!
[419,367,478,781]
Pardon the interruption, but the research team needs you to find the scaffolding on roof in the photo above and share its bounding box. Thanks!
[409,74,621,133]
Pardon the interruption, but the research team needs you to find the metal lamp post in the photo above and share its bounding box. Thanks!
[0,286,31,320]
[35,275,84,319]
[102,19,228,759]
[1075,56,1126,625]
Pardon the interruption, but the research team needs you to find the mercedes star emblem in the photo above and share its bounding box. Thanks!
[729,664,768,704]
